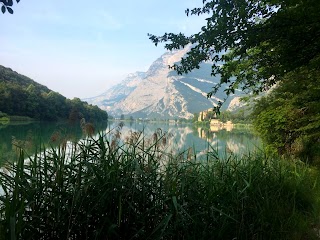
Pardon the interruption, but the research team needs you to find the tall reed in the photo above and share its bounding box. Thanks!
[0,130,319,239]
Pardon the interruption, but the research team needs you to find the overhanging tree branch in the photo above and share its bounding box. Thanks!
[1,0,20,14]
[148,0,320,111]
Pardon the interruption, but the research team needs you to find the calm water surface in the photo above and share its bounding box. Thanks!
[0,121,261,164]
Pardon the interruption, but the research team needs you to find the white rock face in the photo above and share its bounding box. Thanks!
[86,47,244,119]
[84,71,146,111]
[113,48,191,117]
[227,97,245,112]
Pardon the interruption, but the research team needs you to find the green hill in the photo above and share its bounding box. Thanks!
[0,65,108,121]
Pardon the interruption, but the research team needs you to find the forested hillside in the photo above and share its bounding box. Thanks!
[0,65,108,121]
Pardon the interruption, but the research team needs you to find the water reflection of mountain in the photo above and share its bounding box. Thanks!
[109,122,260,158]
[195,126,260,156]
[110,122,196,153]
[0,121,260,165]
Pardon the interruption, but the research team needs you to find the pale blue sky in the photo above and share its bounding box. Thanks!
[1,0,206,99]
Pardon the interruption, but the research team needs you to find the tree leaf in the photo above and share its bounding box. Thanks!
[1,5,6,14]
[16,0,20,3]
[185,8,189,16]
[7,6,13,14]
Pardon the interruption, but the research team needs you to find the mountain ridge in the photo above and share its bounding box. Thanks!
[85,48,244,119]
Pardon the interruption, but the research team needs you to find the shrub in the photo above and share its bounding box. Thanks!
[0,117,9,124]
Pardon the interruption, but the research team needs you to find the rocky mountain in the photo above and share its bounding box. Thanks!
[85,47,243,119]
[85,71,146,112]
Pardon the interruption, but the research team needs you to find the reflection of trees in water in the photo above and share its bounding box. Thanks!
[193,127,260,155]
[216,130,260,154]
[0,121,109,164]
[1,122,260,165]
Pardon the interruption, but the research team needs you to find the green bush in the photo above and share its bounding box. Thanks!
[0,117,9,124]
[0,131,319,239]
[252,60,320,162]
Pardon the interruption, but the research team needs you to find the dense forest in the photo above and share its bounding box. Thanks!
[252,60,320,161]
[0,65,108,121]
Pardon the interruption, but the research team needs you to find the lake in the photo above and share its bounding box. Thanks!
[0,120,261,164]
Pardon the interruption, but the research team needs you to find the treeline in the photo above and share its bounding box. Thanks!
[215,108,251,124]
[252,58,320,162]
[193,107,252,124]
[0,65,108,121]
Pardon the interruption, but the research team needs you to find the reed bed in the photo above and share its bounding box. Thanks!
[0,128,319,239]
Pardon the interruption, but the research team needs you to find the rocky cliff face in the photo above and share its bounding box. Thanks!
[84,71,146,112]
[85,47,244,119]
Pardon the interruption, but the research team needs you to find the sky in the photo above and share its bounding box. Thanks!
[1,0,207,99]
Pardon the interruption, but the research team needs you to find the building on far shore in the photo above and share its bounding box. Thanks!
[198,109,218,122]
[198,109,209,122]
[197,109,234,131]
[210,118,221,125]
[209,119,234,132]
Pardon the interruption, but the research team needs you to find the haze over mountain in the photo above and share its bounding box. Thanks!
[85,47,243,119]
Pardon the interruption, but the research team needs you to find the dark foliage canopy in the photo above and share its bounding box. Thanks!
[149,0,320,159]
[149,0,320,99]
[252,57,320,161]
[0,0,20,14]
